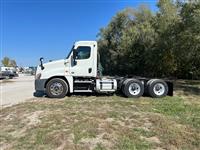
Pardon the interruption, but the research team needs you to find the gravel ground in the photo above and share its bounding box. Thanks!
[0,75,34,107]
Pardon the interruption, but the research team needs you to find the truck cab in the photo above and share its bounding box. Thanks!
[69,41,98,77]
[35,41,173,98]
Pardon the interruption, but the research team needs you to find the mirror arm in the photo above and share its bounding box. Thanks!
[40,57,45,70]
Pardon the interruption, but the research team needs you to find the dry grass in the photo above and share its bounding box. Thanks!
[0,80,200,150]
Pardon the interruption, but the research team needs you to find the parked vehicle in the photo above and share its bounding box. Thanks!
[0,67,18,78]
[0,72,6,80]
[24,67,36,75]
[35,41,173,98]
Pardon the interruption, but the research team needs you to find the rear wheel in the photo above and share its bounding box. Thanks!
[46,78,68,98]
[123,79,144,98]
[147,79,168,98]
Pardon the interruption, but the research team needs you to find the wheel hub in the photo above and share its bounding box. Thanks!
[50,82,63,96]
[129,83,141,95]
[153,83,165,96]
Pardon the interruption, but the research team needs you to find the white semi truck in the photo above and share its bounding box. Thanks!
[35,41,173,98]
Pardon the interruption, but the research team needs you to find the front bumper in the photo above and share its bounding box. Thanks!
[35,79,47,92]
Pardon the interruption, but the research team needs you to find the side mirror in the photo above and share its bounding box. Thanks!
[72,49,77,65]
[73,49,77,60]
[40,57,45,70]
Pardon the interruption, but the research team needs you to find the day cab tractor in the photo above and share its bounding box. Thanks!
[35,41,173,98]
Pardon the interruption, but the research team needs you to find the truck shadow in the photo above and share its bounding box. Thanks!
[33,91,123,98]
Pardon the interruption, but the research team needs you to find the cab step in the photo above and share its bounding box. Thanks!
[74,90,92,92]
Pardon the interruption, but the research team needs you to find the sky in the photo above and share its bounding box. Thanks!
[1,0,158,66]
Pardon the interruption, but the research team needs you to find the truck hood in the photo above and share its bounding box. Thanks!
[43,59,65,68]
[36,59,69,79]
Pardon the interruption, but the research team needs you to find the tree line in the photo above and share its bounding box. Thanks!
[98,0,200,79]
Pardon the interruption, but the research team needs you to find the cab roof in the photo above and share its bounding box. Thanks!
[75,41,97,45]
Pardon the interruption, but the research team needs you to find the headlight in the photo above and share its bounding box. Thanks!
[35,73,41,79]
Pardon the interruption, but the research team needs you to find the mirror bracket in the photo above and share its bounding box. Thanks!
[40,57,45,70]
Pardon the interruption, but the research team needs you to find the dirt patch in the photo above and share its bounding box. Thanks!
[25,111,43,126]
[141,136,161,144]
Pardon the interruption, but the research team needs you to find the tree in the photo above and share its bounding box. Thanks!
[152,0,179,77]
[9,60,17,67]
[98,10,130,75]
[174,1,200,79]
[1,57,17,67]
[98,6,158,77]
[1,57,10,67]
[97,0,200,79]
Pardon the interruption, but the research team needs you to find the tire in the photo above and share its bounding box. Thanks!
[147,79,168,98]
[46,78,68,98]
[123,79,144,98]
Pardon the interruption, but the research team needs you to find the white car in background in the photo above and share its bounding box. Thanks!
[0,67,18,79]
[24,67,36,75]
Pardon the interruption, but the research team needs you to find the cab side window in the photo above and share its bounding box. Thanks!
[76,46,91,59]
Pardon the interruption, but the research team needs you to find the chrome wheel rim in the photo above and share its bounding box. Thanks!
[128,83,141,95]
[153,83,165,96]
[50,82,63,96]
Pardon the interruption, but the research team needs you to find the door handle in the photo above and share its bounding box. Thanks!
[88,68,92,73]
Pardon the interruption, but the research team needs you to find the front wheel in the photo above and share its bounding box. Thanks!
[46,78,68,98]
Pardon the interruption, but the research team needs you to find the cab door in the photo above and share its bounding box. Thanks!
[70,45,94,77]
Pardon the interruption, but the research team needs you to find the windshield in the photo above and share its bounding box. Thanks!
[66,45,74,59]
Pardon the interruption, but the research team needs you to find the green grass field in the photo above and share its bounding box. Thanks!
[0,80,200,150]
